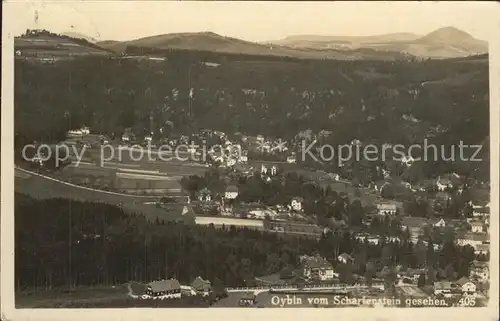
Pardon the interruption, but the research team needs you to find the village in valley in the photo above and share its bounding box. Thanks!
[12,9,491,309]
[18,124,490,307]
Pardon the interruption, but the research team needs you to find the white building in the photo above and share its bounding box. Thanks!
[287,155,297,164]
[198,188,212,202]
[301,255,334,281]
[376,202,397,215]
[472,202,490,218]
[456,233,489,250]
[80,127,90,135]
[351,139,362,147]
[474,244,490,255]
[436,177,453,191]
[433,281,454,298]
[290,197,304,211]
[470,261,489,281]
[338,253,354,264]
[224,185,239,200]
[144,279,182,299]
[226,158,237,167]
[401,155,414,167]
[239,153,248,163]
[431,218,447,228]
[470,221,484,233]
[456,277,476,296]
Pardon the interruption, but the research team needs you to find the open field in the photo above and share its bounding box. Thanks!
[15,35,112,57]
[16,284,129,308]
[195,216,265,229]
[73,145,211,176]
[15,169,187,222]
[16,283,212,308]
[295,168,378,207]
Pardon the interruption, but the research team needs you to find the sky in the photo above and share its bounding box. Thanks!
[5,1,499,42]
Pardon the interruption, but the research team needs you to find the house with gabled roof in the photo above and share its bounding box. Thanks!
[474,244,489,255]
[436,176,453,191]
[198,187,213,202]
[456,277,476,295]
[470,220,485,233]
[456,232,489,250]
[224,184,239,200]
[429,218,447,228]
[470,261,489,281]
[145,279,181,299]
[191,276,212,296]
[433,281,454,297]
[376,200,397,215]
[290,197,304,212]
[300,255,334,281]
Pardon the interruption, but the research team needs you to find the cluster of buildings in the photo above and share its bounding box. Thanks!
[433,277,479,298]
[299,254,356,282]
[194,171,309,222]
[399,201,490,256]
[296,253,487,299]
[142,276,212,300]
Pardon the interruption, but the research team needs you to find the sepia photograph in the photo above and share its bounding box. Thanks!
[1,1,499,320]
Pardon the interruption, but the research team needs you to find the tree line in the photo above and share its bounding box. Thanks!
[16,193,477,292]
[15,54,489,181]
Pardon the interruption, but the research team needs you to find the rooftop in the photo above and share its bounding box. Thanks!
[148,279,181,292]
[199,187,212,195]
[191,276,212,291]
[474,244,490,252]
[338,253,354,261]
[456,277,472,286]
[377,202,397,210]
[301,255,333,269]
[225,185,239,193]
[401,217,428,228]
[434,281,453,290]
[458,232,489,242]
[437,178,452,185]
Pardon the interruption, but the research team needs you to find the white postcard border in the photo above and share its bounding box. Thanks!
[2,1,499,320]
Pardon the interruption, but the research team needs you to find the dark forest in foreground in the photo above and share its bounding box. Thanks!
[16,193,478,291]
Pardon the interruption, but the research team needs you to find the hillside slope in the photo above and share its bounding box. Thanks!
[15,30,113,58]
[98,31,410,60]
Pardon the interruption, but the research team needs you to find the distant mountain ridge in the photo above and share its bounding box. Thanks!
[268,27,487,58]
[272,32,421,45]
[17,26,487,60]
[97,31,411,60]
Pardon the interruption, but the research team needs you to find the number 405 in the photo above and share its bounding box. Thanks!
[459,297,476,307]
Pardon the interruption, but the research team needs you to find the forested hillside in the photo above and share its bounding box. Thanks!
[15,53,489,180]
[16,194,477,290]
